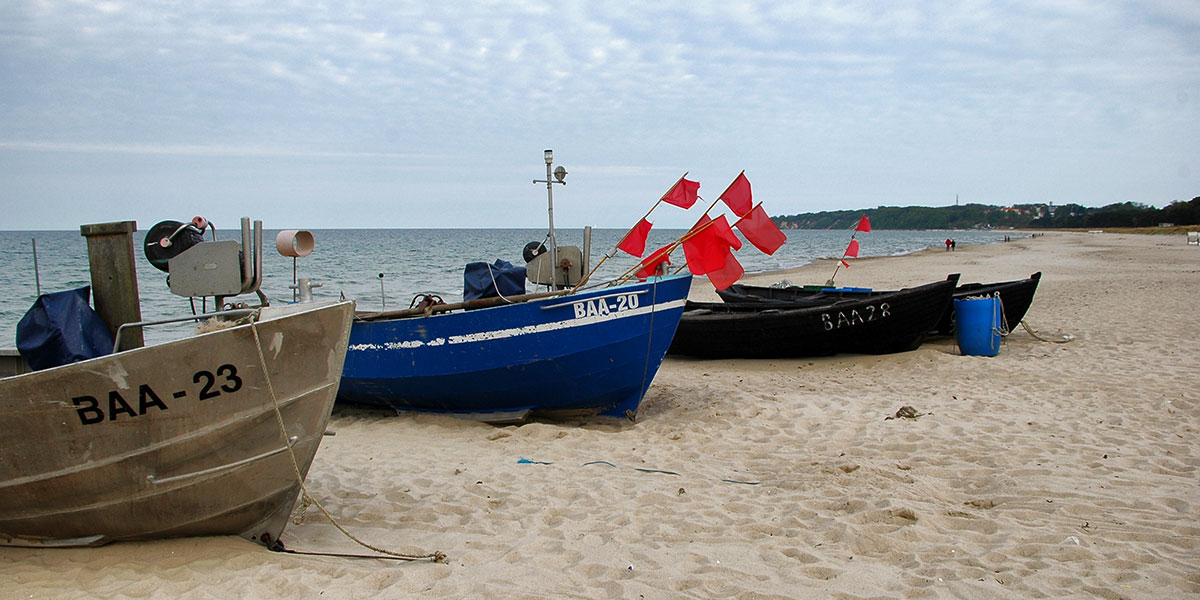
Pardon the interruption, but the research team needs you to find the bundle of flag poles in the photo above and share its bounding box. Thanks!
[582,171,789,291]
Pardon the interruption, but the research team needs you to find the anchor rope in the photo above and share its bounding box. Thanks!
[1018,319,1075,344]
[982,291,1073,344]
[249,316,446,563]
[991,291,1073,344]
[996,294,1011,337]
[634,276,660,421]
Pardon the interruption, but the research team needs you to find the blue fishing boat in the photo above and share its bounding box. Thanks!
[338,274,691,422]
[335,149,691,423]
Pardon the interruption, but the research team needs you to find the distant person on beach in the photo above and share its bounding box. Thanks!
[951,239,957,251]
[945,238,952,251]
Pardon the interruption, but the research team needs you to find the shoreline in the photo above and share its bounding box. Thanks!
[690,230,1043,301]
[3,231,1198,598]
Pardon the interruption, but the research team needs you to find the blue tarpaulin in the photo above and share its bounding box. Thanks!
[463,260,526,301]
[17,286,114,371]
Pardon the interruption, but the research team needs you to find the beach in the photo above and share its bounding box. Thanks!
[2,231,1198,599]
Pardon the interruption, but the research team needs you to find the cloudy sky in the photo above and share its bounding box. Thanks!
[1,1,1197,230]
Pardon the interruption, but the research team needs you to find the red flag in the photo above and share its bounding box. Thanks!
[617,218,653,257]
[718,172,753,217]
[856,215,871,232]
[706,252,744,290]
[844,239,860,258]
[683,215,741,275]
[711,215,742,250]
[635,244,673,279]
[662,177,700,209]
[735,205,786,255]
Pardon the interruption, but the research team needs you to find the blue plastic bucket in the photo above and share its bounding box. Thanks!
[954,296,1002,356]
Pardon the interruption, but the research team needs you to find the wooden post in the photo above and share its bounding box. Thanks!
[80,221,143,351]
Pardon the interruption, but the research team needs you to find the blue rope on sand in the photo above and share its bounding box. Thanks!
[518,458,761,485]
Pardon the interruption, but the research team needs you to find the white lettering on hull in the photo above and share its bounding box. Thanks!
[819,302,891,331]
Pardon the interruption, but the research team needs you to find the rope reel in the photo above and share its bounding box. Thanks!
[144,217,209,272]
[522,241,547,263]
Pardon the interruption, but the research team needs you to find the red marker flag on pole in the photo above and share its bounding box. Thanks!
[856,215,871,232]
[683,215,741,275]
[706,252,745,290]
[635,244,673,279]
[718,172,753,217]
[662,177,701,209]
[711,215,742,251]
[844,239,860,258]
[617,218,653,257]
[735,205,787,255]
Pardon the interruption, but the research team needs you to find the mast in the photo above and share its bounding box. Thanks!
[532,149,568,288]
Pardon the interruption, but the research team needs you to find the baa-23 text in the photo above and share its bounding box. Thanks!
[70,364,243,425]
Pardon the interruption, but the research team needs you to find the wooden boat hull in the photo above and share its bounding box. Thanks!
[0,300,355,548]
[338,275,691,422]
[670,278,957,358]
[717,272,1041,336]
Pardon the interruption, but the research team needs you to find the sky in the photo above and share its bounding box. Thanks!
[1,1,1197,231]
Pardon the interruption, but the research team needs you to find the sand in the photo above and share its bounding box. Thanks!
[2,231,1198,599]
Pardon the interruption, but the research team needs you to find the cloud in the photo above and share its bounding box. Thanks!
[0,140,432,160]
[1,0,1196,228]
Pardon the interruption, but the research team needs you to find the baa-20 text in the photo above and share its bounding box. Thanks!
[572,293,640,319]
[71,364,243,425]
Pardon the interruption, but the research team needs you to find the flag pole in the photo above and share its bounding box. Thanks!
[826,245,849,286]
[730,201,763,228]
[668,174,757,275]
[714,169,745,205]
[827,216,863,286]
[657,172,689,203]
[668,194,723,275]
[613,218,718,285]
[573,173,687,292]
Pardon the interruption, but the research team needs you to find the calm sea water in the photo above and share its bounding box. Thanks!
[1,227,1006,346]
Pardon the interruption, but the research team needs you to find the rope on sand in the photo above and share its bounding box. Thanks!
[989,295,1073,344]
[1019,319,1075,344]
[250,321,447,563]
[553,459,762,485]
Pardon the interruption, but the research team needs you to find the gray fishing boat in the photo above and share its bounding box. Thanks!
[0,219,353,549]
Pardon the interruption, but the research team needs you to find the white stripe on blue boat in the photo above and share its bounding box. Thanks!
[347,298,687,352]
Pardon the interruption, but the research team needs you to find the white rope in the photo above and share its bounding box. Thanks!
[992,291,1074,344]
[249,317,446,562]
[1019,320,1075,343]
[485,262,516,303]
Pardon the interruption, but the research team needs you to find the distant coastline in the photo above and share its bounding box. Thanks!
[773,197,1199,231]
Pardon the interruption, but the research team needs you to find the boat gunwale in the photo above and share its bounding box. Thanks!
[0,299,355,383]
[351,275,691,322]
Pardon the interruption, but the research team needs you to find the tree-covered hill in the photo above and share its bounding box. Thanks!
[774,197,1200,230]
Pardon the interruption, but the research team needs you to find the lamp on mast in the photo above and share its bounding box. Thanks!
[533,148,567,288]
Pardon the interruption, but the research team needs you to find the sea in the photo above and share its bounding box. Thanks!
[0,227,1008,346]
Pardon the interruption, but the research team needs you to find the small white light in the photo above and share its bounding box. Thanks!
[544,149,553,164]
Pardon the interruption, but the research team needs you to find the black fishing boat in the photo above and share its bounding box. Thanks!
[668,276,958,358]
[717,272,1040,335]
